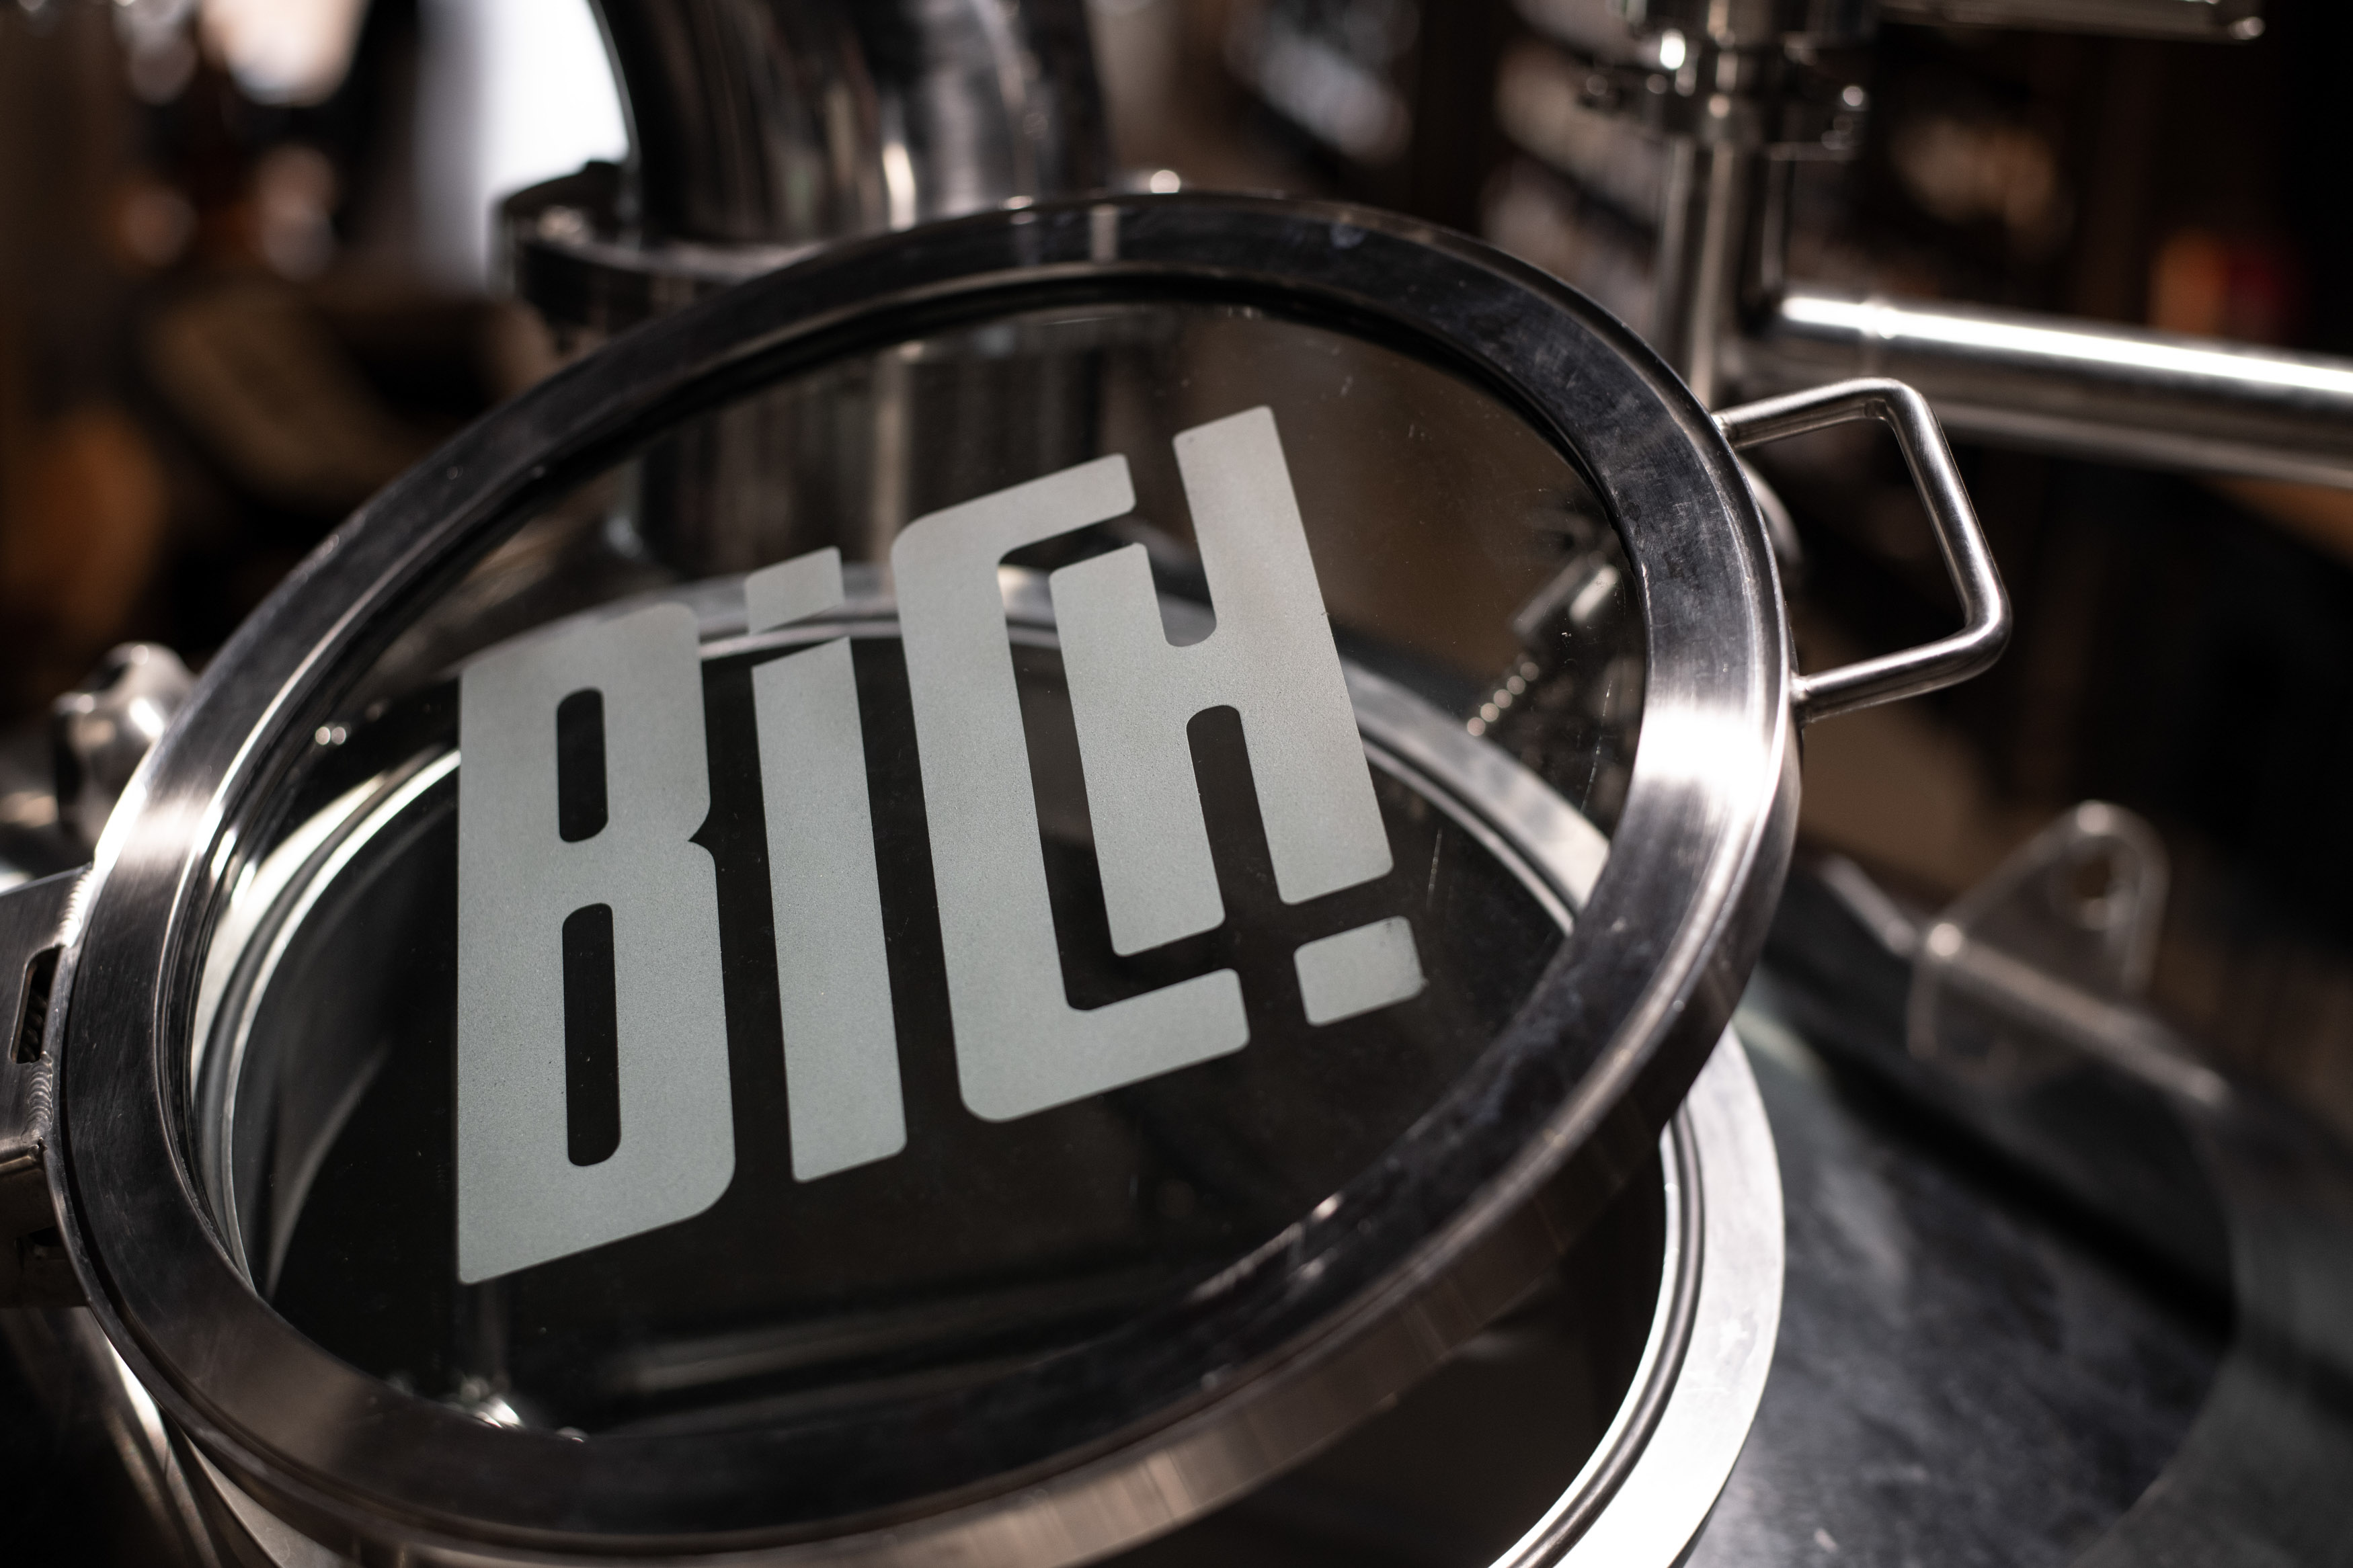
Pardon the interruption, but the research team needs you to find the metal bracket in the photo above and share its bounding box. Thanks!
[1715,376,2011,723]
[1906,801,2230,1107]
[52,642,192,850]
[1,866,88,1307]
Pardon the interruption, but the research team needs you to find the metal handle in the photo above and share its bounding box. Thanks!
[1714,377,2011,725]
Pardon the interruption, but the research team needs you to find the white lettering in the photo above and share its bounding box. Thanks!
[456,604,733,1283]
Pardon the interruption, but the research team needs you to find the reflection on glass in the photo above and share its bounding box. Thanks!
[186,302,1647,1462]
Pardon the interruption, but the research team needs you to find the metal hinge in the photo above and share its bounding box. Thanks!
[1,867,89,1307]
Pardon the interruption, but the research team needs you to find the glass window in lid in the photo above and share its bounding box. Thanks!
[182,297,1643,1473]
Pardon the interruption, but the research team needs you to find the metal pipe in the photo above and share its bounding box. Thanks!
[1652,141,1761,407]
[504,1,1113,578]
[589,0,1109,248]
[1717,378,2011,720]
[1736,288,2353,489]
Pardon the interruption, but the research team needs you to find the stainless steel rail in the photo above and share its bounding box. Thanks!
[1736,289,2353,490]
[1878,0,2264,38]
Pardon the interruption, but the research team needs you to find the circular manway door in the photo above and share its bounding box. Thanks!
[61,198,1794,1565]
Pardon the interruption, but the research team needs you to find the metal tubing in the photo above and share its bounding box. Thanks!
[55,197,1815,1565]
[1876,0,2264,40]
[1716,377,2011,721]
[1739,288,2353,490]
[0,868,84,1308]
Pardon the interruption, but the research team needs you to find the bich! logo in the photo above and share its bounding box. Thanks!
[454,407,1425,1280]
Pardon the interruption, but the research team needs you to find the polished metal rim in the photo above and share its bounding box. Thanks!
[36,1029,1777,1568]
[50,194,1795,1561]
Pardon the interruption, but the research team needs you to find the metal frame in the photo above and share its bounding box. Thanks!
[1569,0,2353,489]
[512,0,1109,339]
[33,194,1808,1563]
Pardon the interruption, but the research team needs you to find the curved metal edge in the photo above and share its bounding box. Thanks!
[171,622,1634,1568]
[164,669,1650,1567]
[1538,1032,1783,1568]
[196,1447,346,1568]
[79,746,1801,1568]
[173,1035,1782,1568]
[1714,376,2011,725]
[1790,846,2353,1568]
[52,194,1798,1562]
